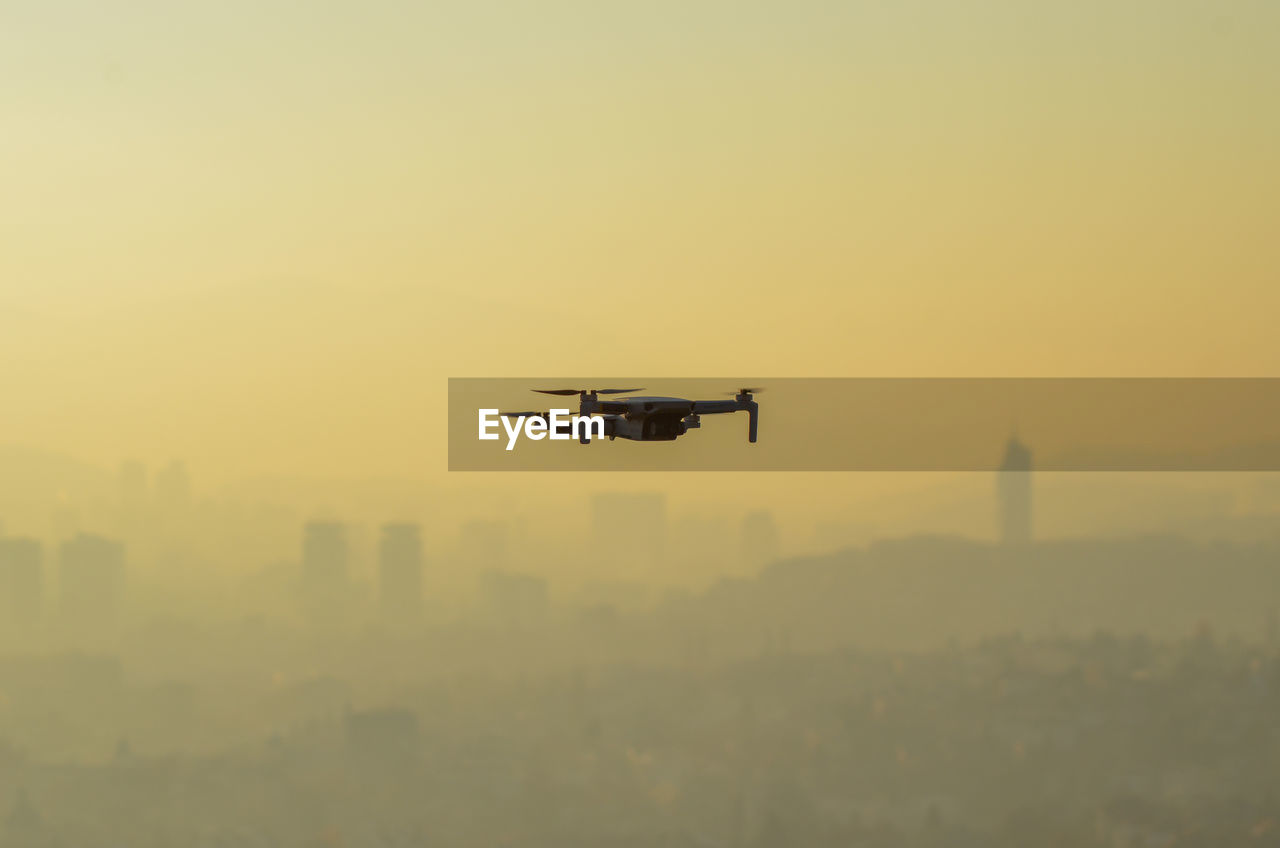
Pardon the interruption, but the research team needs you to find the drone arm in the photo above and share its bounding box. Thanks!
[690,400,739,414]
[690,399,759,443]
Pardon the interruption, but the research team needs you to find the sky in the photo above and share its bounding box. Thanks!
[2,0,1278,485]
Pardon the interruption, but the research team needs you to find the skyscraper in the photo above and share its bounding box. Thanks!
[301,521,349,624]
[997,435,1033,546]
[378,522,423,624]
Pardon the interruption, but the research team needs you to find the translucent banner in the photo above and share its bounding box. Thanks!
[448,378,1280,471]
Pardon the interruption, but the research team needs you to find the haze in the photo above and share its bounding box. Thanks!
[3,0,1278,483]
[2,3,1280,844]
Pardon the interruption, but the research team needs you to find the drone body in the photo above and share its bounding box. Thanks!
[503,388,760,445]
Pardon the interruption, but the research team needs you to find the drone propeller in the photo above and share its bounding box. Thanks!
[534,387,643,396]
[499,411,544,418]
[725,387,765,396]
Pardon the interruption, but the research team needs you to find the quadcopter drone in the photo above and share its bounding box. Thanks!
[502,387,760,444]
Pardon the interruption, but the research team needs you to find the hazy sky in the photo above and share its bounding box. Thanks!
[3,0,1277,483]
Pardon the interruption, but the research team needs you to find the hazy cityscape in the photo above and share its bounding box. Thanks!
[7,0,1276,841]
[0,439,1278,846]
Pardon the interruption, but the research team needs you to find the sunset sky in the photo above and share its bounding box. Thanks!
[3,0,1277,484]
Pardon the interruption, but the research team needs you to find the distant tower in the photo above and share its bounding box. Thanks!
[301,521,349,624]
[59,533,125,631]
[0,538,43,630]
[378,523,424,624]
[997,434,1033,546]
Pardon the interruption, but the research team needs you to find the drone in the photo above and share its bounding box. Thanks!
[501,387,760,444]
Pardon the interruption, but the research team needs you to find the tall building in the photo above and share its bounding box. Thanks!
[301,521,349,623]
[378,522,423,623]
[59,533,125,630]
[997,435,1033,546]
[0,537,42,628]
[590,492,666,569]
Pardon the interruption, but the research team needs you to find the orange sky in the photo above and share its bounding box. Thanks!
[2,0,1277,484]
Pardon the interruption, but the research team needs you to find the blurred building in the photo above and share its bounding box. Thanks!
[303,521,348,588]
[997,435,1033,546]
[0,537,42,629]
[300,521,350,625]
[590,492,666,570]
[58,533,125,631]
[378,522,423,624]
